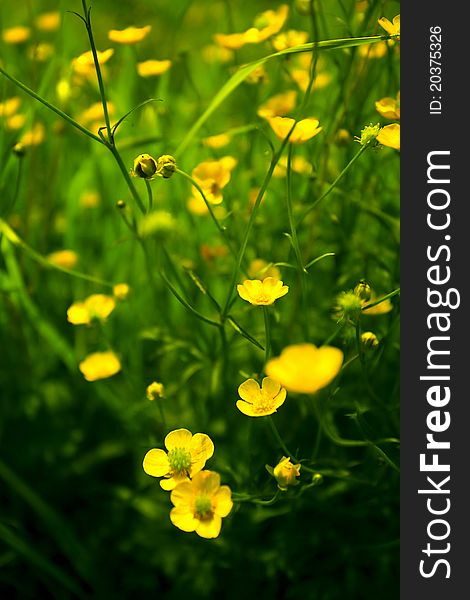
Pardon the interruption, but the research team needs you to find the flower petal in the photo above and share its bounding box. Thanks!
[143,449,170,477]
[195,515,222,539]
[238,378,261,402]
[164,428,192,451]
[170,506,198,532]
[213,485,233,517]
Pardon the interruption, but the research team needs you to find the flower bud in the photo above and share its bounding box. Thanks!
[361,331,379,349]
[273,456,301,490]
[132,153,158,179]
[157,154,176,179]
[334,291,363,323]
[354,280,372,302]
[146,381,165,401]
[355,123,381,147]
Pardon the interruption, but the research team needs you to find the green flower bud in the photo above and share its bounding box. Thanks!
[132,153,158,179]
[157,154,176,179]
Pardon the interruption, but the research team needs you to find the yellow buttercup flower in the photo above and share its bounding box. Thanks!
[78,102,116,127]
[143,428,214,491]
[291,69,332,93]
[358,41,388,59]
[269,116,322,143]
[72,49,114,75]
[375,91,400,120]
[20,123,46,146]
[273,155,312,178]
[247,259,281,281]
[35,12,61,32]
[0,97,21,118]
[146,381,165,401]
[202,133,231,149]
[214,4,289,49]
[136,59,172,77]
[113,283,130,300]
[108,25,152,44]
[6,114,26,130]
[377,123,400,150]
[237,277,288,306]
[273,456,301,490]
[79,351,121,382]
[362,295,393,315]
[266,344,343,394]
[378,15,400,39]
[132,153,158,180]
[46,249,78,269]
[257,90,297,120]
[236,377,287,417]
[272,29,308,51]
[191,157,236,205]
[170,470,233,539]
[79,191,101,208]
[67,294,116,326]
[2,26,31,44]
[361,331,379,348]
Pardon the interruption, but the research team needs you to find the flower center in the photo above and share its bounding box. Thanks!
[168,447,192,473]
[194,495,213,519]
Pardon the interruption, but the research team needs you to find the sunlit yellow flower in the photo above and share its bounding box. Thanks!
[273,456,301,490]
[146,381,165,400]
[257,90,297,119]
[272,29,308,51]
[266,344,343,394]
[72,49,114,75]
[236,377,286,417]
[78,102,116,127]
[6,114,26,130]
[202,133,231,149]
[170,470,232,539]
[214,5,289,49]
[273,155,312,178]
[377,123,400,150]
[2,26,31,44]
[35,12,61,32]
[247,259,281,281]
[375,91,400,120]
[237,277,288,306]
[79,190,101,208]
[268,116,322,143]
[143,428,214,491]
[290,69,332,93]
[201,44,234,64]
[136,59,172,77]
[358,41,388,59]
[378,14,400,39]
[79,351,121,382]
[191,157,236,205]
[67,294,116,326]
[46,249,78,269]
[0,97,21,118]
[108,25,152,44]
[20,122,46,146]
[113,283,130,300]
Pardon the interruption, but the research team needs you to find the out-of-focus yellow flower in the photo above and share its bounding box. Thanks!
[273,456,301,490]
[35,12,61,32]
[136,59,172,77]
[200,244,228,262]
[0,97,21,117]
[361,331,379,348]
[375,91,400,120]
[237,277,288,306]
[170,470,232,539]
[46,249,78,269]
[113,283,130,300]
[201,44,234,64]
[72,49,114,75]
[79,191,101,208]
[6,114,26,130]
[143,428,214,491]
[78,102,116,127]
[79,351,121,382]
[139,211,176,238]
[2,26,31,44]
[362,295,393,315]
[28,42,54,62]
[266,344,343,394]
[191,157,236,205]
[257,90,297,119]
[214,5,289,49]
[236,377,287,417]
[245,65,269,85]
[108,25,152,44]
[272,29,308,51]
[358,41,388,59]
[268,116,322,144]
[67,294,116,325]
[146,381,165,400]
[291,69,332,93]
[20,122,46,146]
[273,155,312,178]
[377,123,400,150]
[202,133,231,149]
[378,14,400,39]
[248,259,281,281]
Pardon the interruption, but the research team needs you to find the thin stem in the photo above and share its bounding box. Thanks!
[145,180,154,212]
[266,416,297,461]
[362,287,400,311]
[263,306,271,365]
[109,146,146,215]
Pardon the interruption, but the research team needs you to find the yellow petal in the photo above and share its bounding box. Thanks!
[170,506,198,532]
[213,485,233,517]
[377,124,400,150]
[190,433,215,464]
[195,514,222,539]
[161,474,189,491]
[164,428,192,451]
[143,449,170,477]
[238,378,261,403]
[78,351,121,382]
[67,303,90,326]
[236,399,260,417]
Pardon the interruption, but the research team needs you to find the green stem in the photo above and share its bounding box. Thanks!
[362,287,400,311]
[266,416,297,461]
[145,180,154,212]
[263,306,271,365]
[109,146,146,215]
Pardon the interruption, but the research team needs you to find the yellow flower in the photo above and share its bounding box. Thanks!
[136,59,172,77]
[67,294,116,326]
[201,44,234,64]
[20,123,46,146]
[202,133,231,149]
[79,351,121,382]
[272,29,309,51]
[108,25,152,44]
[273,456,301,490]
[257,90,297,120]
[0,97,21,118]
[272,155,312,178]
[46,249,78,269]
[2,26,31,44]
[170,470,233,539]
[79,191,101,208]
[362,295,393,315]
[247,259,281,281]
[72,49,114,75]
[290,69,332,93]
[358,41,388,59]
[375,92,400,120]
[236,377,287,417]
[378,15,400,39]
[214,5,289,49]
[35,12,61,32]
[6,114,26,130]
[78,102,116,127]
[191,157,236,205]
[268,116,322,144]
[266,344,343,394]
[132,153,158,180]
[245,65,269,85]
[28,42,54,62]
[113,283,130,300]
[377,123,400,150]
[237,277,288,306]
[355,123,380,146]
[143,428,214,491]
[146,381,165,401]
[361,331,379,348]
